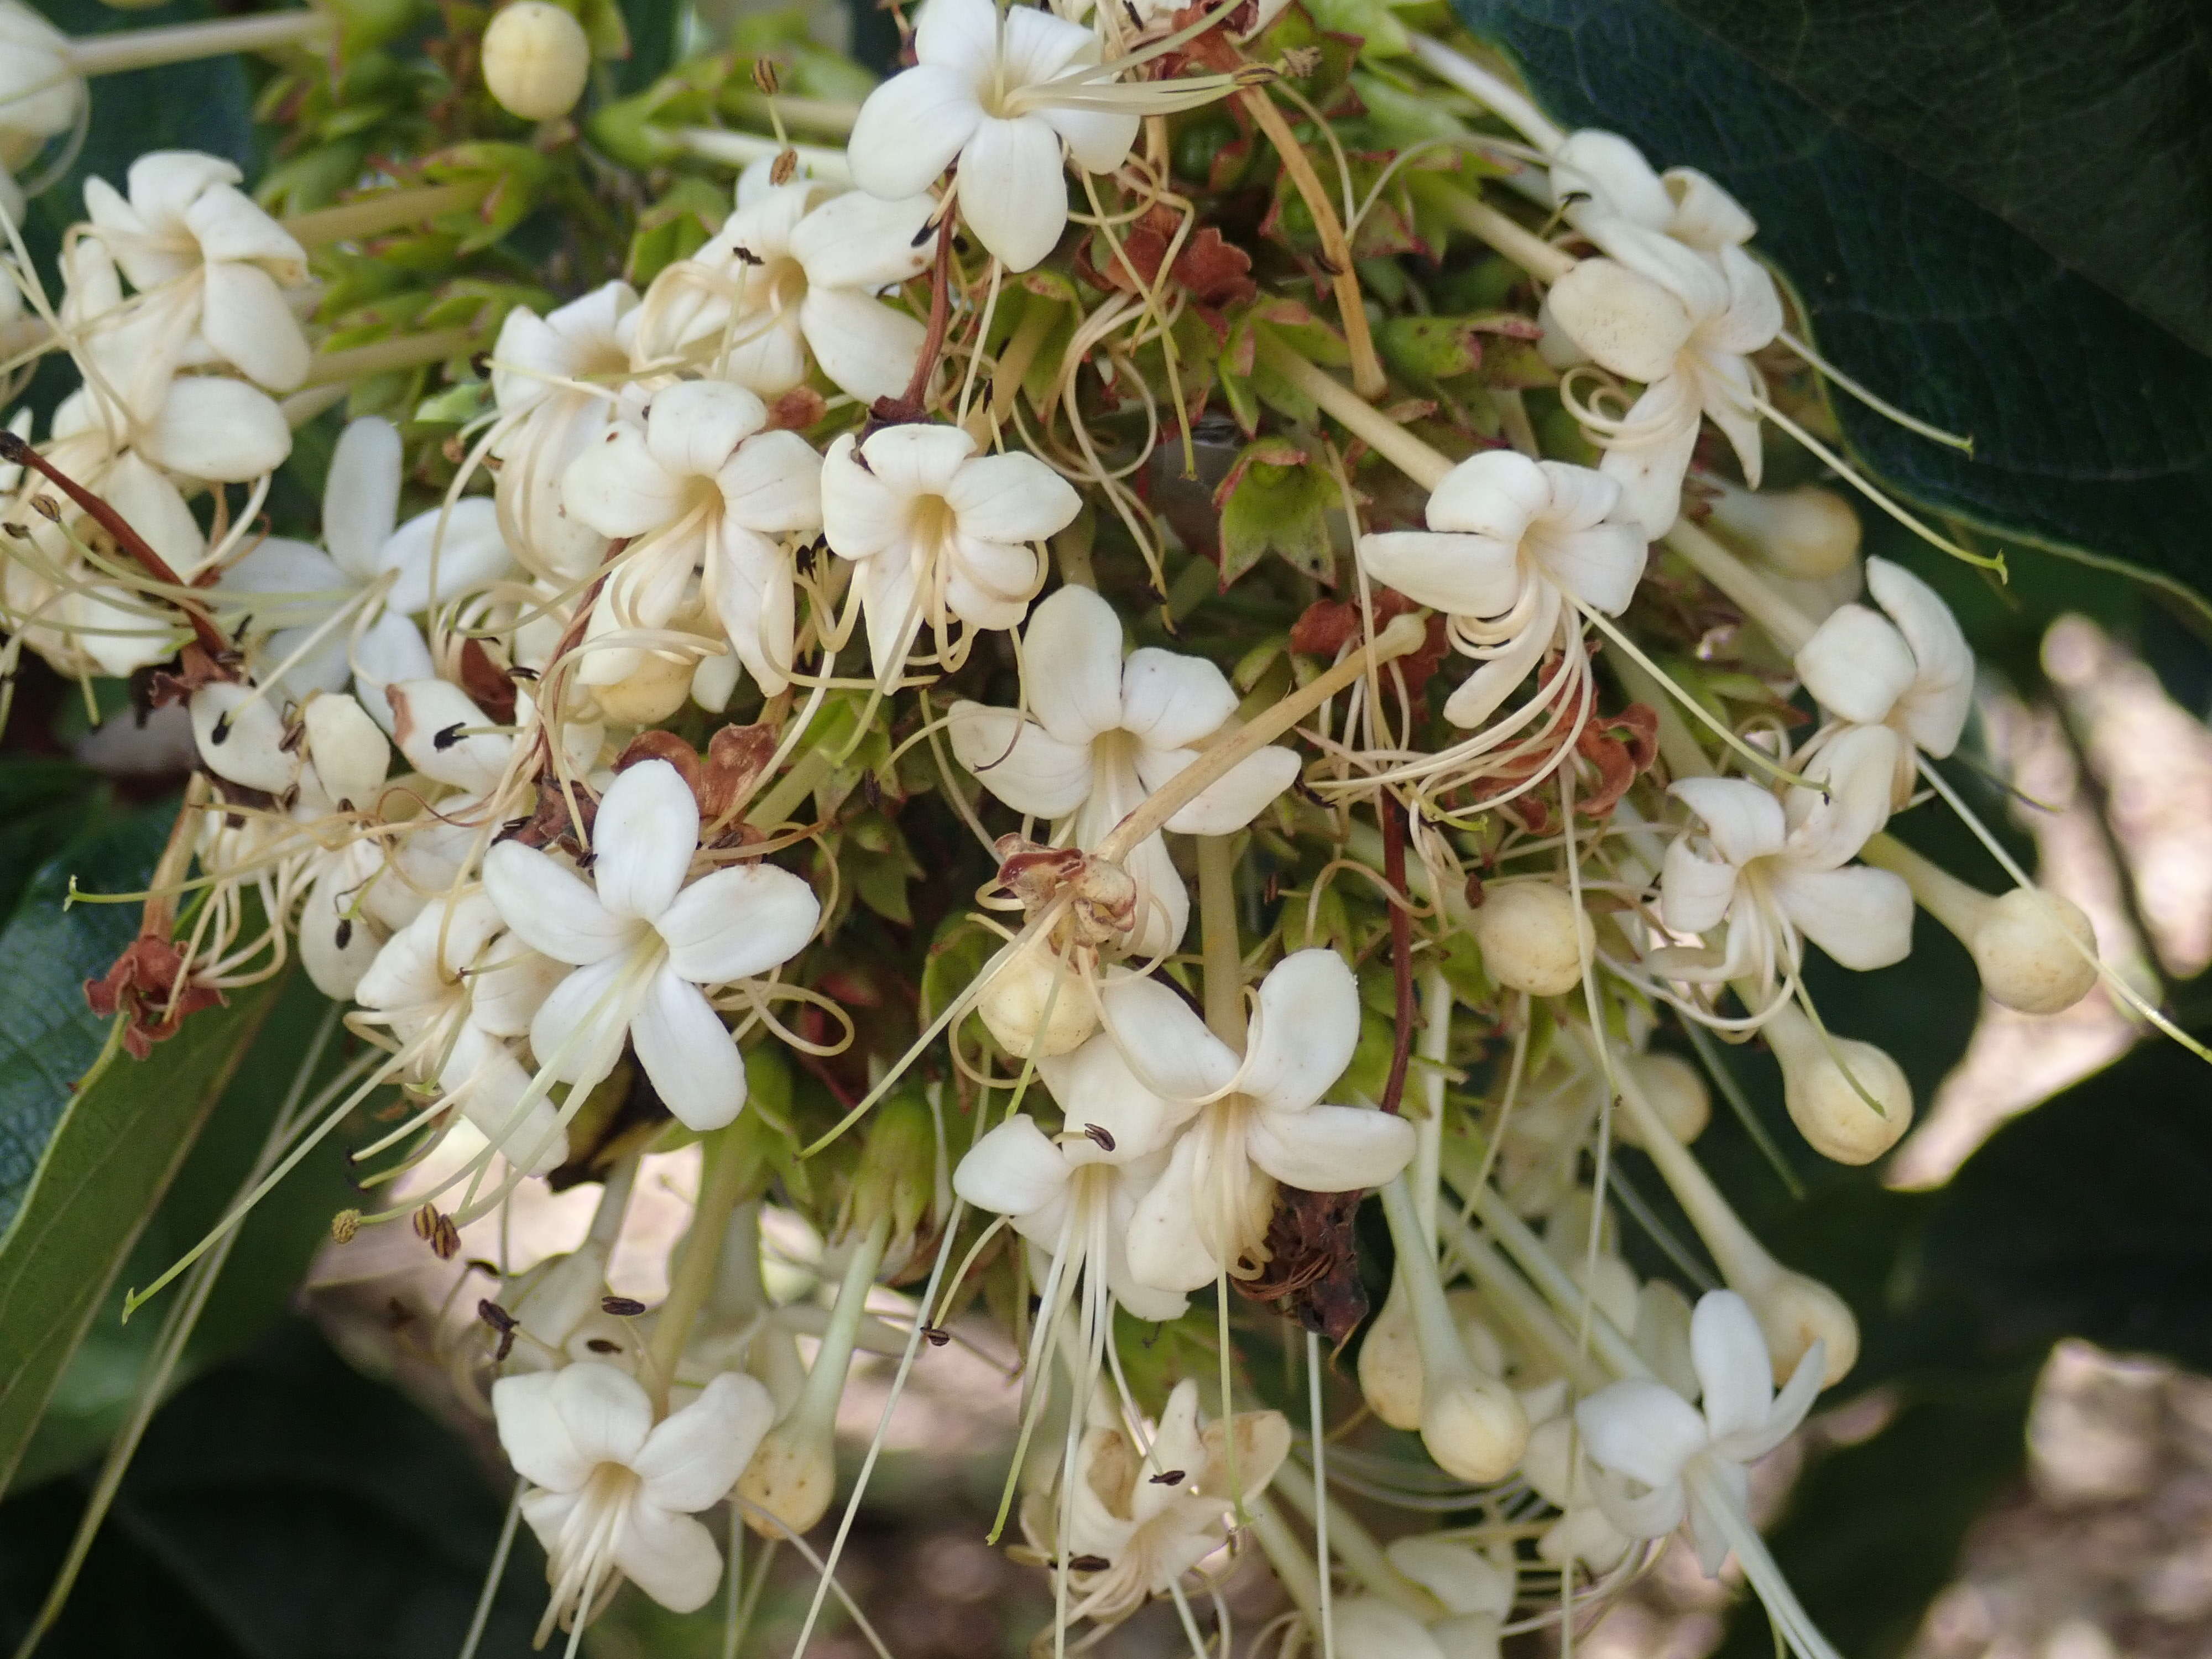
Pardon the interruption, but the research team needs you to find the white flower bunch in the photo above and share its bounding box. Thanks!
[2,14,2148,1659]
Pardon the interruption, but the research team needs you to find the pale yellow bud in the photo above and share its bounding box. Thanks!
[483,1,591,122]
[1619,1051,1709,1147]
[1470,881,1593,998]
[590,650,693,726]
[1769,1010,1913,1165]
[1970,889,2098,1016]
[1708,483,1861,582]
[975,936,1097,1058]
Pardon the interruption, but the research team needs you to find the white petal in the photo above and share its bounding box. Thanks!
[630,964,746,1130]
[847,65,981,200]
[1599,379,1700,539]
[1019,585,1126,743]
[444,1024,567,1176]
[1142,742,1299,836]
[1717,1341,1827,1464]
[491,1371,593,1493]
[1123,1133,1224,1292]
[914,0,1001,74]
[1786,723,1901,869]
[1120,827,1191,959]
[791,187,937,291]
[1240,948,1360,1114]
[379,497,512,613]
[798,289,928,406]
[820,435,905,561]
[945,450,1081,545]
[956,115,1068,274]
[1118,646,1236,751]
[1039,102,1140,176]
[1771,864,1913,971]
[646,379,768,478]
[141,377,291,481]
[299,862,382,998]
[565,422,684,537]
[1386,1537,1514,1619]
[633,1371,776,1511]
[189,682,295,794]
[1669,778,1786,867]
[946,702,1095,817]
[350,611,436,732]
[857,543,927,673]
[1658,836,1739,937]
[1794,603,1916,727]
[1574,1379,1707,1490]
[1036,1026,1193,1160]
[1094,971,1240,1103]
[1540,520,1647,615]
[718,429,825,535]
[1332,1600,1448,1659]
[324,418,402,581]
[1357,530,1522,618]
[656,862,820,983]
[1427,449,1550,540]
[1553,130,1672,228]
[1866,556,1972,757]
[528,953,635,1082]
[1662,166,1757,249]
[184,180,306,278]
[199,260,310,391]
[614,1504,725,1614]
[594,759,701,922]
[953,1115,1071,1218]
[483,841,633,965]
[471,941,570,1037]
[1246,1103,1416,1192]
[1688,1290,1773,1441]
[552,1359,655,1465]
[384,678,509,792]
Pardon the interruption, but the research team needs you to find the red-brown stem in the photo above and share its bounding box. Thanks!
[1,431,231,656]
[1379,794,1415,1116]
[883,211,958,420]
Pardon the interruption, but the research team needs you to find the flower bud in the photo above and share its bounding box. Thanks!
[846,1091,936,1249]
[1618,1051,1708,1147]
[1358,1267,1425,1430]
[1766,1006,1912,1164]
[1542,258,1694,383]
[1969,889,2098,1016]
[737,1415,836,1536]
[1420,1373,1528,1485]
[1746,1267,1859,1386]
[303,692,390,811]
[482,0,591,122]
[1470,881,1593,998]
[1708,483,1860,581]
[976,935,1097,1058]
[591,649,695,726]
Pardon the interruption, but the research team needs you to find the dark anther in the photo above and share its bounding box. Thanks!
[1082,1123,1116,1152]
[586,1337,622,1353]
[601,1295,648,1317]
[470,349,493,377]
[1149,1469,1186,1485]
[210,713,232,744]
[477,1299,518,1361]
[921,1324,952,1347]
[910,218,938,249]
[432,722,466,750]
[508,664,539,680]
[732,243,765,266]
[333,918,353,951]
[1068,1555,1110,1572]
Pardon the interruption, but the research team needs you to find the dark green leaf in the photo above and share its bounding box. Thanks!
[1450,0,2212,606]
[0,762,104,924]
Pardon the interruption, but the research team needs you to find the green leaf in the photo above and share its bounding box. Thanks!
[0,805,291,1494]
[0,763,103,925]
[0,1321,547,1655]
[1450,0,2212,606]
[1215,439,1337,587]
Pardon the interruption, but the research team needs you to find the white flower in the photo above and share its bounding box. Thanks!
[820,421,1078,673]
[490,281,639,578]
[1655,725,1913,992]
[1575,1288,1824,1575]
[845,0,1140,272]
[1120,950,1417,1293]
[482,758,820,1130]
[954,1112,1185,1322]
[217,416,510,723]
[632,182,935,404]
[1357,450,1648,729]
[1793,555,1972,797]
[1022,1378,1290,1623]
[1545,216,1782,539]
[1550,129,1759,259]
[1520,1414,1635,1572]
[493,1363,775,1632]
[561,379,823,693]
[353,891,571,1173]
[83,150,313,393]
[947,586,1298,957]
[1,0,81,222]
[1332,1537,1516,1659]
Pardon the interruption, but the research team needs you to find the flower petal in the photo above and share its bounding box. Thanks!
[444,1022,567,1176]
[1669,777,1786,868]
[613,1503,725,1614]
[858,421,978,497]
[1123,1132,1224,1292]
[484,841,632,965]
[945,450,1081,546]
[631,964,746,1130]
[324,418,402,580]
[1658,836,1739,937]
[716,430,824,535]
[1574,1379,1707,1490]
[634,1371,776,1511]
[1239,948,1360,1115]
[791,187,937,291]
[383,677,510,793]
[1540,519,1646,616]
[649,380,768,478]
[1794,603,1917,727]
[956,115,1068,273]
[819,434,904,562]
[565,422,684,537]
[953,1115,1071,1218]
[492,1370,593,1492]
[140,376,291,481]
[1427,449,1550,540]
[379,497,512,614]
[1770,863,1913,971]
[1867,556,1973,758]
[1357,530,1522,618]
[1036,1026,1194,1161]
[1094,971,1239,1103]
[551,1359,654,1465]
[1247,1102,1416,1192]
[1118,646,1237,751]
[1332,1600,1448,1659]
[1142,742,1299,836]
[199,259,310,391]
[656,862,819,983]
[1688,1290,1772,1440]
[1038,102,1140,176]
[1016,585,1126,744]
[595,759,701,922]
[796,286,928,405]
[947,701,1095,817]
[848,65,981,200]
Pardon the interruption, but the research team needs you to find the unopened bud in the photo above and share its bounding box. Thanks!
[975,934,1097,1059]
[1618,1051,1709,1147]
[1969,889,2098,1016]
[302,692,390,812]
[591,650,694,726]
[1765,1004,1912,1165]
[1469,880,1594,998]
[482,0,591,122]
[1708,483,1861,582]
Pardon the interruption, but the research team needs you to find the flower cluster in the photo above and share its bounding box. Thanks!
[0,3,2125,1656]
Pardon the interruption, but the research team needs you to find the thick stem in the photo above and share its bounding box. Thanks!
[1245,1493,1325,1623]
[1413,969,1451,1240]
[301,327,480,388]
[1378,1177,1474,1391]
[1663,519,1817,654]
[1256,334,1454,490]
[792,1214,893,1429]
[284,181,489,248]
[671,127,853,182]
[1238,86,1387,399]
[67,9,331,76]
[1197,834,1245,1047]
[1408,175,1575,284]
[1858,832,1987,940]
[645,1124,751,1402]
[1094,613,1427,863]
[1404,34,1565,154]
[718,90,860,135]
